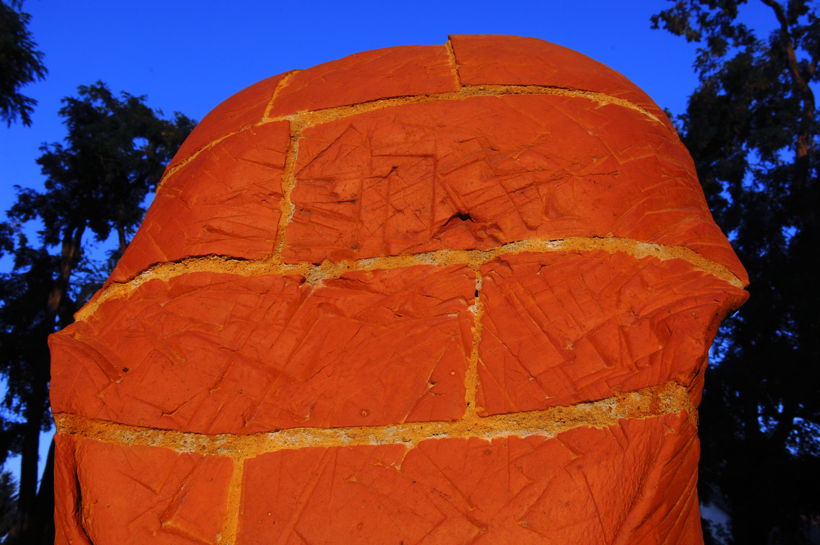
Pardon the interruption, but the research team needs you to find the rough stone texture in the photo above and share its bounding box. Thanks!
[51,35,747,545]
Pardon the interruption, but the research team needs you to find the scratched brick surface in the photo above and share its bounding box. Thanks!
[110,122,290,283]
[170,73,287,170]
[449,34,673,131]
[51,266,473,433]
[478,251,748,414]
[50,35,749,545]
[267,45,457,116]
[54,435,233,545]
[282,94,744,279]
[237,414,700,545]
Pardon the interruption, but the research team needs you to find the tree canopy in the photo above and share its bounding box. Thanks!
[14,82,196,253]
[0,0,46,126]
[0,82,194,543]
[652,0,818,543]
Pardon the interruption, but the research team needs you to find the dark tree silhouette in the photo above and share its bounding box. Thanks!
[0,0,46,126]
[0,471,18,541]
[0,82,194,543]
[652,1,818,543]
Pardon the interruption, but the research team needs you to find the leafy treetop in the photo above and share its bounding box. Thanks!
[0,0,46,126]
[652,1,818,544]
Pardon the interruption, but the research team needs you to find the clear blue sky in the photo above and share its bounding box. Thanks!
[0,0,777,481]
[0,0,779,212]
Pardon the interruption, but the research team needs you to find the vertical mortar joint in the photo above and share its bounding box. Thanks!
[263,70,299,121]
[465,265,484,417]
[445,39,463,90]
[219,456,246,545]
[271,118,304,262]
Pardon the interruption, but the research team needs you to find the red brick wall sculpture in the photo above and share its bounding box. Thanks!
[50,35,748,544]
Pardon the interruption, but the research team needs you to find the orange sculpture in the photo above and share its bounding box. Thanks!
[50,35,748,544]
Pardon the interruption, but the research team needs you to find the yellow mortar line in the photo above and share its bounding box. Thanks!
[156,72,300,195]
[464,266,483,416]
[159,84,665,188]
[278,84,662,129]
[219,458,245,545]
[54,381,694,459]
[271,119,304,260]
[74,236,745,322]
[263,70,299,120]
[444,39,463,89]
[155,118,246,192]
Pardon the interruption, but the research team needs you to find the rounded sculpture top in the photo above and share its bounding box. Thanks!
[51,36,750,544]
[110,34,746,285]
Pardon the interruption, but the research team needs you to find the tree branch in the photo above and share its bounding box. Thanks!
[759,0,816,158]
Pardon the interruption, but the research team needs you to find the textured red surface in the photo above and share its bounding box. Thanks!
[111,121,290,283]
[478,251,748,414]
[54,435,233,545]
[237,414,700,545]
[449,34,673,130]
[268,45,457,116]
[52,266,473,433]
[283,94,743,278]
[50,35,748,545]
[170,74,286,170]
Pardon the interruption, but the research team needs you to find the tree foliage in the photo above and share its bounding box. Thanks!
[0,471,18,541]
[0,0,46,126]
[0,82,194,542]
[15,82,196,253]
[652,1,818,543]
